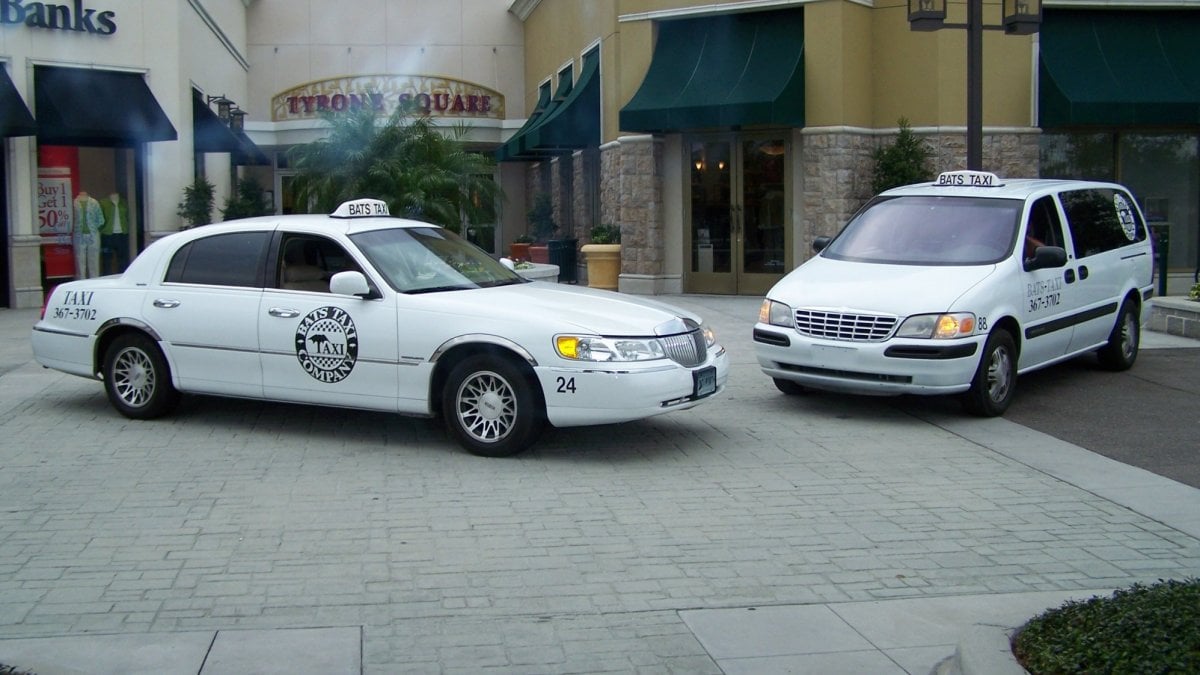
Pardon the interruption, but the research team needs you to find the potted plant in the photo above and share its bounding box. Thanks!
[510,233,535,261]
[582,223,621,290]
[176,177,215,229]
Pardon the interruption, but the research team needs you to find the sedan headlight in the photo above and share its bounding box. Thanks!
[555,335,667,362]
[895,312,977,339]
[700,322,717,348]
[759,299,794,328]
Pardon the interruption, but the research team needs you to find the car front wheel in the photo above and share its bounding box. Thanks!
[962,329,1017,417]
[442,355,543,457]
[102,333,180,419]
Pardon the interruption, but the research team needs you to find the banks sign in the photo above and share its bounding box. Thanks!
[0,0,116,35]
[271,75,505,123]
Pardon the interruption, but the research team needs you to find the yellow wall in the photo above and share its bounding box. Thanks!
[521,0,1036,138]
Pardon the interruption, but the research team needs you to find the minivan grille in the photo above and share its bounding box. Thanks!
[659,330,706,367]
[794,310,897,342]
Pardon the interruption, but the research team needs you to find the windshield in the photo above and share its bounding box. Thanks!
[823,196,1022,265]
[350,227,527,294]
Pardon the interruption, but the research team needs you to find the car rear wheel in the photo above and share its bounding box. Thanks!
[102,333,180,419]
[1097,300,1139,371]
[442,355,543,457]
[962,329,1017,417]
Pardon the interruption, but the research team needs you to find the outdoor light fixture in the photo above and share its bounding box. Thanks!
[694,159,704,171]
[908,0,946,31]
[206,93,233,122]
[228,107,247,131]
[1003,0,1042,35]
[907,0,1041,170]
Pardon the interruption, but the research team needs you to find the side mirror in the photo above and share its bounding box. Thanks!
[329,270,373,297]
[499,257,516,271]
[1025,245,1068,271]
[812,236,832,253]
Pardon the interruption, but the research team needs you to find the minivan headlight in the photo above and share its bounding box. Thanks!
[896,312,977,339]
[555,335,667,362]
[759,299,794,328]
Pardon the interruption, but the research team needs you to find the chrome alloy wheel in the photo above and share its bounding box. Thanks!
[984,342,1013,404]
[454,369,517,444]
[111,345,157,408]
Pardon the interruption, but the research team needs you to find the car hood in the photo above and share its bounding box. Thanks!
[767,256,998,316]
[421,281,702,336]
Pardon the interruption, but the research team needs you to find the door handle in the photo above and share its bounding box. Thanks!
[1064,269,1076,284]
[1078,265,1090,280]
[152,299,180,309]
[269,307,300,318]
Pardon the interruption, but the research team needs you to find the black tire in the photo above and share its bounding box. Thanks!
[102,333,180,419]
[962,330,1017,417]
[773,378,807,396]
[442,355,543,457]
[1097,300,1139,371]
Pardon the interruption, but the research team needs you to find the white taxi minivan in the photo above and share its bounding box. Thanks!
[754,171,1155,416]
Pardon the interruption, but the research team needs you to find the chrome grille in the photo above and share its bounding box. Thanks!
[794,310,897,342]
[658,330,706,367]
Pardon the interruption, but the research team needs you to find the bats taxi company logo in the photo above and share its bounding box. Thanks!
[295,307,359,383]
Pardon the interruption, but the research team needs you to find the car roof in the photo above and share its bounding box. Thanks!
[171,199,440,240]
[881,171,1128,201]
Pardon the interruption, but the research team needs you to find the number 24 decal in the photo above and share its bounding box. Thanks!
[556,377,576,394]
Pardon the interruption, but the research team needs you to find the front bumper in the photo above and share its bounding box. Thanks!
[538,347,729,427]
[754,324,982,396]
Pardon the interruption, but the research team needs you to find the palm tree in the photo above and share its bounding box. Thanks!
[286,105,500,233]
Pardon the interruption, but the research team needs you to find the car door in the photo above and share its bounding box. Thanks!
[259,233,402,411]
[1058,188,1148,353]
[1016,196,1076,369]
[142,230,270,397]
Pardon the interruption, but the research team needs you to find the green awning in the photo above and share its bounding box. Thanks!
[0,66,36,138]
[620,8,805,133]
[1040,10,1200,127]
[520,47,600,155]
[495,82,552,162]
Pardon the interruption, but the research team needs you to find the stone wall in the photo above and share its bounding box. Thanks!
[613,137,664,277]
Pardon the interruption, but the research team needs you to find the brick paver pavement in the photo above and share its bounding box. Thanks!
[2,298,1198,673]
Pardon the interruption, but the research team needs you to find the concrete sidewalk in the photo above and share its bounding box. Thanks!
[1,297,1198,674]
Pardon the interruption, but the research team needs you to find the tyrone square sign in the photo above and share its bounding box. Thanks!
[272,74,505,122]
[1,0,117,35]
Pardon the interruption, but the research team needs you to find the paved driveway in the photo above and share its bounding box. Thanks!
[1,299,1198,673]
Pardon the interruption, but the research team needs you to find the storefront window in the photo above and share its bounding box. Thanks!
[1041,132,1199,271]
[38,146,140,284]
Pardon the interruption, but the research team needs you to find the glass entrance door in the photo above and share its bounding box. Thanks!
[686,135,788,295]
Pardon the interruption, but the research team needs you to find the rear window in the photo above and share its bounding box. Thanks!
[165,231,269,287]
[823,196,1022,265]
[1059,188,1146,258]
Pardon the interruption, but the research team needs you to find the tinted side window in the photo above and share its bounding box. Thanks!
[165,231,269,287]
[1059,188,1146,258]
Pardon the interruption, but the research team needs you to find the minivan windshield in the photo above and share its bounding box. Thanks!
[350,227,527,294]
[823,196,1022,265]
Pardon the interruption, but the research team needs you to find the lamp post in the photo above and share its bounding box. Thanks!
[206,94,233,123]
[907,0,1042,171]
[228,107,247,132]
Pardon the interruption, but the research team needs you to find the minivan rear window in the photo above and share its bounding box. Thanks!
[823,196,1022,266]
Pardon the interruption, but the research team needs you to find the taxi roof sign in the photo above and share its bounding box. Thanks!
[331,199,391,218]
[935,171,1002,188]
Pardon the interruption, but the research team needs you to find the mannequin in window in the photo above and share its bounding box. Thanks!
[99,192,130,274]
[72,191,105,279]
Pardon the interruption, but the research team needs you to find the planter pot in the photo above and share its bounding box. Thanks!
[509,242,532,261]
[581,243,621,290]
[529,244,550,264]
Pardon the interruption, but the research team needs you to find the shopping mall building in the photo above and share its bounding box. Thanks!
[2,0,1198,308]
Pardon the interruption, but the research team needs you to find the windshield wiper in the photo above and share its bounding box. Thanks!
[405,285,472,295]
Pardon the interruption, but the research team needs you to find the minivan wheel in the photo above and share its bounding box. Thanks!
[102,333,180,419]
[442,355,543,457]
[962,330,1017,417]
[1097,300,1139,371]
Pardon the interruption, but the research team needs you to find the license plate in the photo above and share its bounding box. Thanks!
[693,366,717,399]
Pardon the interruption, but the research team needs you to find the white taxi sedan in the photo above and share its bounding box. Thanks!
[32,199,728,456]
[755,171,1154,416]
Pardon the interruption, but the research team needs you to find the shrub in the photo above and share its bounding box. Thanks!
[589,223,621,245]
[872,117,932,194]
[221,177,272,221]
[1012,578,1200,674]
[176,177,215,228]
[527,193,557,242]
